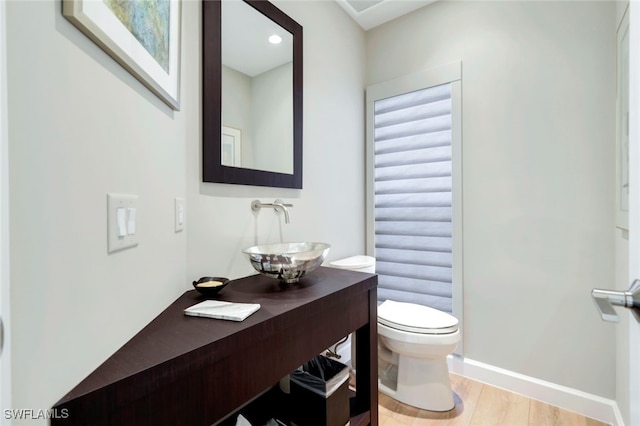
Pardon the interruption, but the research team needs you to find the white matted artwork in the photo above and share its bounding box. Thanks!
[63,0,181,110]
[222,126,242,167]
[617,7,630,230]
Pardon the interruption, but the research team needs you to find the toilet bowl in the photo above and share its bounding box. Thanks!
[378,300,459,411]
[329,256,460,412]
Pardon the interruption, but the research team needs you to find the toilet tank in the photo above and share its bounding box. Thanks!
[328,255,376,274]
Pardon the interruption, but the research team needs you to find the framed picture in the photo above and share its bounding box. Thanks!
[222,126,242,167]
[616,7,629,230]
[63,0,181,110]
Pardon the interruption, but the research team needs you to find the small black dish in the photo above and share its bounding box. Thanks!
[192,276,230,297]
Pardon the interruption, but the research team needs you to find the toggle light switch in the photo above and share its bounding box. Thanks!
[107,194,139,253]
[117,207,127,237]
[127,207,137,235]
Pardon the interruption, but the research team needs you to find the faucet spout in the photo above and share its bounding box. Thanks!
[251,199,294,224]
[273,201,291,224]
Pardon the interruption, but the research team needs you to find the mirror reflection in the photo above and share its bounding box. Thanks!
[221,0,294,174]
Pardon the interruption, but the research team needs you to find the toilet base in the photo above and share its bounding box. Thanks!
[379,354,455,412]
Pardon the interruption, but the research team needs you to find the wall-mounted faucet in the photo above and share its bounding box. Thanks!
[251,199,293,223]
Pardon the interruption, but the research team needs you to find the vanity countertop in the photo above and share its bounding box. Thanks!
[52,267,378,426]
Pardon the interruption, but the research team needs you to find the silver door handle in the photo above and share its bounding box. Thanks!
[592,280,640,323]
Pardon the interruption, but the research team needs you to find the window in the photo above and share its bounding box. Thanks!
[366,63,462,341]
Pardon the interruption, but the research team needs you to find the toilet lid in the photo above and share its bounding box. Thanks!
[329,255,375,270]
[378,300,459,334]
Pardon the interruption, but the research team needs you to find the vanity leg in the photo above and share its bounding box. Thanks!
[354,288,378,425]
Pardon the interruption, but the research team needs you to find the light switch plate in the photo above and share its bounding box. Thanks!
[174,197,185,232]
[107,194,139,253]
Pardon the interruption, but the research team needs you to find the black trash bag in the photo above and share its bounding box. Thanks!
[290,355,348,397]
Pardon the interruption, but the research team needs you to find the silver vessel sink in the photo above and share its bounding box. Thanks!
[242,242,331,283]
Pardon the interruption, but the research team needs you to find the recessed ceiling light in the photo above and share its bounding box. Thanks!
[268,34,282,45]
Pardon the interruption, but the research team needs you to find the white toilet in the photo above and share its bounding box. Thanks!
[329,256,460,412]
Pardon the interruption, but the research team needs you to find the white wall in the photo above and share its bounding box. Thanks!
[0,0,11,417]
[367,1,617,398]
[187,0,366,281]
[6,0,190,422]
[253,62,293,173]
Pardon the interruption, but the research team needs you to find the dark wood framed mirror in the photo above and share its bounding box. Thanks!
[203,0,303,189]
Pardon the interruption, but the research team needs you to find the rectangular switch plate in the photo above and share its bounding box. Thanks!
[174,197,185,232]
[107,194,139,253]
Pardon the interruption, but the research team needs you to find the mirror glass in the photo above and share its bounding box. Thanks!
[202,0,303,189]
[222,1,293,174]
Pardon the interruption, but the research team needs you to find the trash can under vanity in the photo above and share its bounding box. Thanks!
[290,355,350,426]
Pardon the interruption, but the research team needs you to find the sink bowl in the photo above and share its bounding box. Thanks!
[242,242,331,283]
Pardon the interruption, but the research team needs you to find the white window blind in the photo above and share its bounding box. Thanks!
[373,83,453,313]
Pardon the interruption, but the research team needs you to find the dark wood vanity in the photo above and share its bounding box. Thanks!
[52,267,378,425]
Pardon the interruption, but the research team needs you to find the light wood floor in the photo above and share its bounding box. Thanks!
[377,373,609,426]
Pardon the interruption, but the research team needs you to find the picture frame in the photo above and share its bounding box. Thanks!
[222,126,242,167]
[616,6,630,230]
[63,0,181,110]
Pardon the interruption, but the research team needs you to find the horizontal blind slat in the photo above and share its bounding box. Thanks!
[377,262,451,283]
[375,83,451,114]
[375,234,452,252]
[375,176,452,194]
[375,206,452,222]
[375,146,451,168]
[375,99,451,128]
[375,130,451,155]
[374,221,451,237]
[378,275,452,297]
[374,115,451,142]
[375,161,451,182]
[375,192,452,208]
[376,248,452,267]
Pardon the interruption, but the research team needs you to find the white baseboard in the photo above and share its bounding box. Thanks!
[448,356,623,425]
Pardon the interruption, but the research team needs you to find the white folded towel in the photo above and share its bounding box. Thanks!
[184,300,261,322]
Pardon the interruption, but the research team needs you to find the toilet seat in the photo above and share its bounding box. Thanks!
[378,300,458,335]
